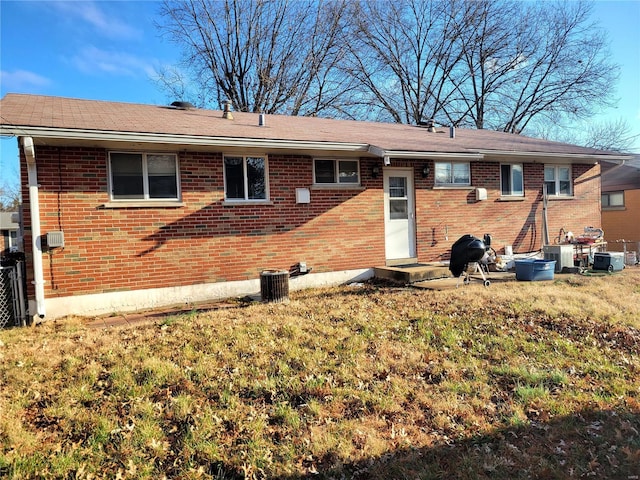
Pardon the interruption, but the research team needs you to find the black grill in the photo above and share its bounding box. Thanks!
[449,234,491,287]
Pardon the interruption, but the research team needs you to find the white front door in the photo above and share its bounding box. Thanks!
[383,168,416,262]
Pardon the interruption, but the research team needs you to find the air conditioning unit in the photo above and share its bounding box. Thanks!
[543,245,574,273]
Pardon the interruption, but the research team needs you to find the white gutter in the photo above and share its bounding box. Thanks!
[477,150,633,164]
[601,158,627,176]
[4,126,630,164]
[367,144,484,162]
[1,126,371,153]
[22,137,46,319]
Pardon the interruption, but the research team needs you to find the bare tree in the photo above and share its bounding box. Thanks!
[495,0,618,134]
[156,0,620,135]
[345,0,464,124]
[346,0,618,133]
[0,182,20,212]
[581,118,639,153]
[156,0,353,115]
[444,0,529,128]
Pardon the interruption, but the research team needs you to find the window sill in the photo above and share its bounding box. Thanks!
[311,184,365,191]
[433,185,472,190]
[222,200,274,206]
[602,206,626,211]
[102,201,185,208]
[498,196,525,202]
[548,196,575,201]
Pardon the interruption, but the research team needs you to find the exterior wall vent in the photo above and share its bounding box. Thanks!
[45,231,65,248]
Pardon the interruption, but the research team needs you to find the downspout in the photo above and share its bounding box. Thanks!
[22,137,46,320]
[602,158,626,175]
[541,183,550,248]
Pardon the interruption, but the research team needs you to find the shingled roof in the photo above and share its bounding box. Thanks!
[0,93,630,162]
[602,156,640,191]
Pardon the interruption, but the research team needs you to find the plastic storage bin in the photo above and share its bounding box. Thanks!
[515,259,556,281]
[593,252,625,272]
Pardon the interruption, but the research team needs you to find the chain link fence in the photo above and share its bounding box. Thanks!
[1,255,27,328]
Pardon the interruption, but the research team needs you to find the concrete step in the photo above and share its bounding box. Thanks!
[374,263,452,284]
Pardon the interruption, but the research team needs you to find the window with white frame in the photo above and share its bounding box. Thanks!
[602,191,624,207]
[434,162,470,186]
[109,152,179,200]
[224,155,267,201]
[544,165,571,196]
[314,159,359,185]
[501,163,524,196]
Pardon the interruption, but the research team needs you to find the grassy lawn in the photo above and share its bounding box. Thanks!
[1,269,639,479]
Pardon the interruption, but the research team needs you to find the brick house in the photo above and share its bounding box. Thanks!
[0,94,630,320]
[601,156,640,256]
[0,211,20,256]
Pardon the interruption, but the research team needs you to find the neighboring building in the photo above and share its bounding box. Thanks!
[0,94,631,320]
[601,156,640,255]
[0,211,20,257]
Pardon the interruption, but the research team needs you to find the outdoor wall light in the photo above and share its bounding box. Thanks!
[422,165,430,178]
[372,166,380,178]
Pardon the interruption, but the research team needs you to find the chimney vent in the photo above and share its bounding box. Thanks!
[450,126,456,138]
[222,101,234,120]
[259,113,266,126]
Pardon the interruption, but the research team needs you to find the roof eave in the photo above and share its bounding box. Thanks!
[3,125,631,164]
[0,125,372,154]
[478,149,633,164]
[367,145,482,161]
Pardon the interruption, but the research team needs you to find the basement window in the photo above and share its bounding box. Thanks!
[109,152,179,201]
[224,155,268,201]
[314,159,360,185]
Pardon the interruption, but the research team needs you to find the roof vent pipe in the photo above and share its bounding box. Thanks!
[450,126,456,138]
[222,100,234,120]
[259,113,265,127]
[171,101,194,110]
[425,119,436,133]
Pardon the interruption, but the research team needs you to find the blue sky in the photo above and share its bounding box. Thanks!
[1,0,639,192]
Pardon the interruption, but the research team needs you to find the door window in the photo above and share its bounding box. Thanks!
[389,176,408,219]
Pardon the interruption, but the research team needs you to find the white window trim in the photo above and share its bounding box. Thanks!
[500,163,524,197]
[223,154,270,202]
[108,151,181,202]
[313,158,361,186]
[434,161,471,187]
[544,165,572,197]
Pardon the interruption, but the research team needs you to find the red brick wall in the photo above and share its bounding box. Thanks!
[415,161,601,260]
[21,147,384,298]
[20,146,601,298]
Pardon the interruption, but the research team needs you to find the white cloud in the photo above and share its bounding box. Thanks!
[70,45,156,78]
[49,1,140,40]
[0,70,51,91]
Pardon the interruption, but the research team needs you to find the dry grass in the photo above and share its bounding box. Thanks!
[1,268,639,479]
